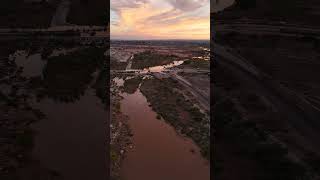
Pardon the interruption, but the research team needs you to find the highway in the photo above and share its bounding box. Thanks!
[214,21,320,39]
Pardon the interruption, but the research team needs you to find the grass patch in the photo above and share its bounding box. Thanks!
[110,57,127,70]
[110,148,119,162]
[42,47,106,102]
[131,51,178,69]
[181,59,210,70]
[123,76,142,94]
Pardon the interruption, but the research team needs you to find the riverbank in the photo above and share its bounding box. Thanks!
[110,40,210,179]
[110,76,132,180]
[118,76,209,180]
[140,76,210,159]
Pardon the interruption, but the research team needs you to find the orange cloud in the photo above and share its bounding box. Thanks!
[111,1,209,40]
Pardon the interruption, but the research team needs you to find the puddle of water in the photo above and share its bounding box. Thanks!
[120,89,210,180]
[31,89,108,180]
[140,60,184,73]
[11,51,46,78]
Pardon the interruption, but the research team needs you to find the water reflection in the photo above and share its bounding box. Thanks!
[9,46,109,179]
[120,88,210,180]
[32,88,108,180]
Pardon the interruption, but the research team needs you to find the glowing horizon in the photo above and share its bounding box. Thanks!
[110,0,210,40]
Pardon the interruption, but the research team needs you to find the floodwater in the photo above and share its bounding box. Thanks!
[12,49,109,179]
[140,60,184,73]
[120,88,210,180]
[31,88,108,180]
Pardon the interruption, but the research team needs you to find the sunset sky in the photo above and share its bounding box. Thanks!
[110,0,210,40]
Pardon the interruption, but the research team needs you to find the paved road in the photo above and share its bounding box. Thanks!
[213,42,263,77]
[169,72,210,113]
[111,67,210,112]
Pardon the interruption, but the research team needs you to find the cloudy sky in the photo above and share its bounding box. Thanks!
[110,0,210,40]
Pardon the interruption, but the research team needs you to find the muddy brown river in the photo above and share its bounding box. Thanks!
[33,89,108,180]
[12,50,109,179]
[120,88,210,180]
[31,88,108,180]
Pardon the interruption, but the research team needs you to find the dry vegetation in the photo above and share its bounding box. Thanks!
[140,77,210,159]
[131,51,178,69]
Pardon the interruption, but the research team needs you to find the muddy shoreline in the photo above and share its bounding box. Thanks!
[111,73,209,180]
[120,86,209,180]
